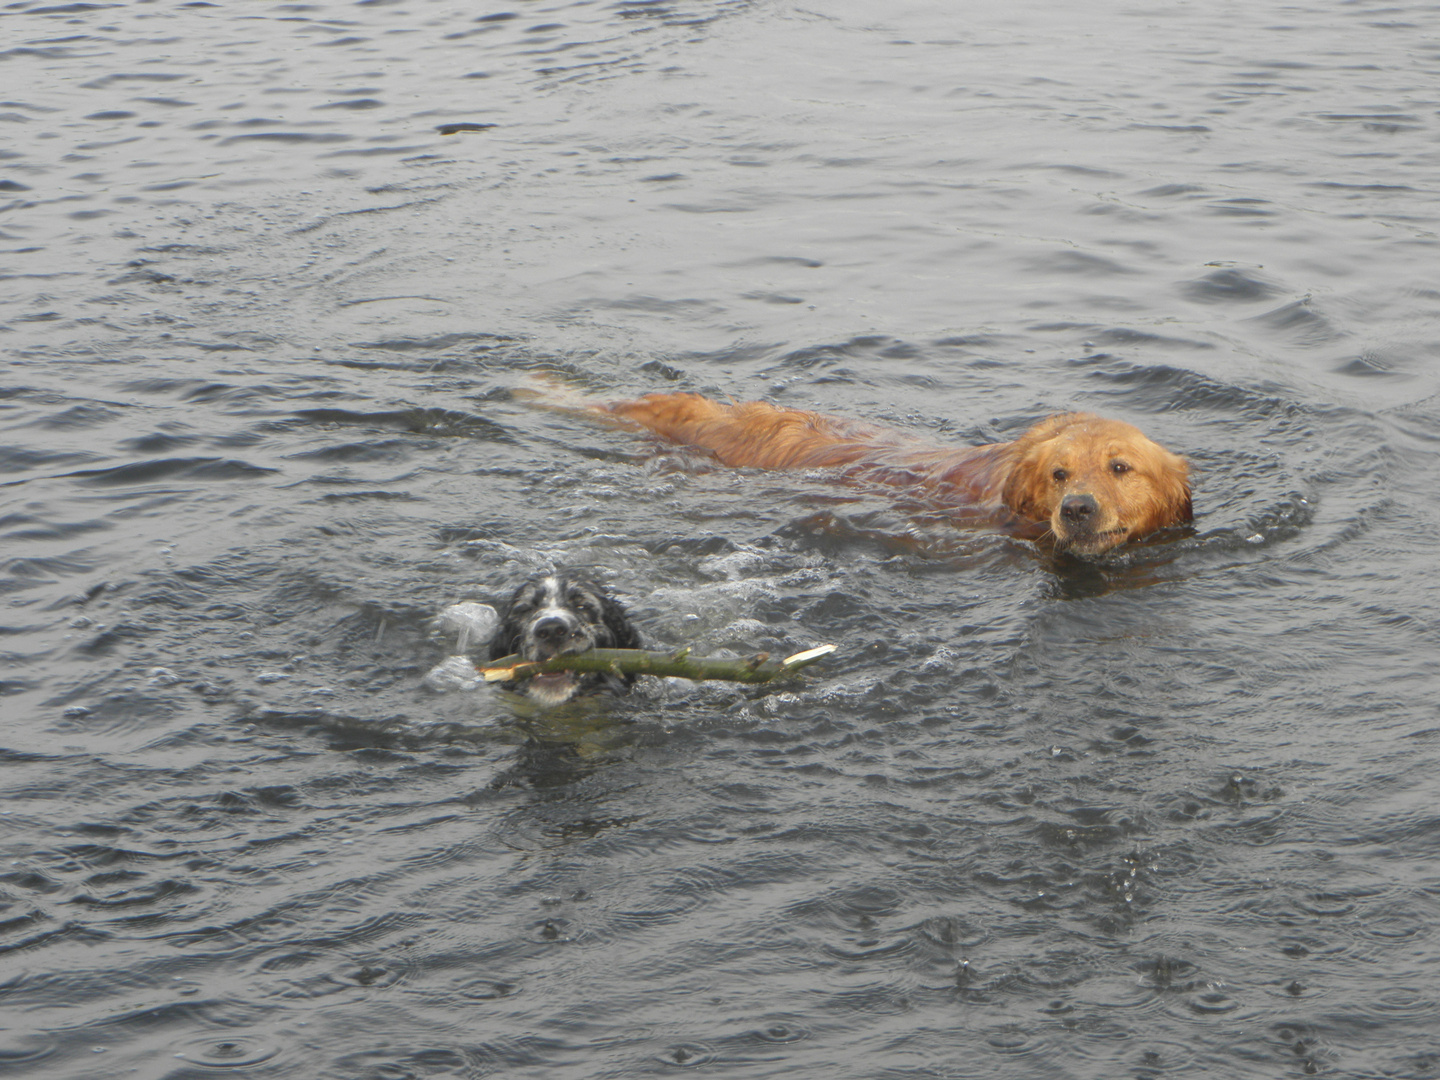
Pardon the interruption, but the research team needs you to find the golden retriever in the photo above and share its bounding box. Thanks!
[598,392,1191,555]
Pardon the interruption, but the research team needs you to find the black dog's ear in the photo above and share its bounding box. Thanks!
[488,629,517,661]
[488,581,532,660]
[488,616,524,661]
[601,594,642,651]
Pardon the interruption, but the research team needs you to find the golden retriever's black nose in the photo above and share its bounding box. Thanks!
[1060,493,1098,524]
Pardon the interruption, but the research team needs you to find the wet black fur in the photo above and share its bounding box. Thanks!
[489,572,642,702]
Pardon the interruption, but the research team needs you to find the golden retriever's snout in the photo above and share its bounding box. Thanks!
[1055,492,1115,552]
[1060,493,1099,528]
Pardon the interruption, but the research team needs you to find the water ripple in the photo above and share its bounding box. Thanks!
[2,3,1439,1079]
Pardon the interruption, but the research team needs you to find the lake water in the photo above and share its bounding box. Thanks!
[3,1,1440,1077]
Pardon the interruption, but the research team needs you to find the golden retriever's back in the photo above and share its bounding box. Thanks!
[607,394,908,470]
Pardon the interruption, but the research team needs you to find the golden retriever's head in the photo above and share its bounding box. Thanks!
[1000,413,1191,555]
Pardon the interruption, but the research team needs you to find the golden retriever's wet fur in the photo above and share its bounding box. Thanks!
[601,393,1191,555]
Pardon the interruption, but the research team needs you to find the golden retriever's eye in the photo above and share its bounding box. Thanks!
[1110,460,1131,475]
[1052,467,1068,483]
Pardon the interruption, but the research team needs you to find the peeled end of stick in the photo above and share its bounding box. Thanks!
[780,644,838,669]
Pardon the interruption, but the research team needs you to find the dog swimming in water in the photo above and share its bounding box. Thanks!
[488,572,642,705]
[596,392,1192,555]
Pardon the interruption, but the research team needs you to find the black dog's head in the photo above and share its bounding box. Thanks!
[489,572,642,705]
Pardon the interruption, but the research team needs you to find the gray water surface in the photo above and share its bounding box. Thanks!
[3,1,1440,1078]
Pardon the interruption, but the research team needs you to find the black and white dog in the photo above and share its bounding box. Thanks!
[488,572,642,705]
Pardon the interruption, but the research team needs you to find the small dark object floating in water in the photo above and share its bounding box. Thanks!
[436,122,497,135]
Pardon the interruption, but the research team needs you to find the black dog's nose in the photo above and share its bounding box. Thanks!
[532,615,572,644]
[1060,493,1098,524]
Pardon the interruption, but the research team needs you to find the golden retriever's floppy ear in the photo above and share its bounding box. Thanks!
[1000,447,1047,521]
[999,414,1076,521]
[1157,450,1193,526]
[1127,438,1192,533]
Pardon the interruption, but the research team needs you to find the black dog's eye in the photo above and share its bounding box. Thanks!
[568,590,599,615]
[1110,460,1131,475]
[1052,468,1068,482]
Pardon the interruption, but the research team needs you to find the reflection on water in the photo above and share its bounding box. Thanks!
[3,1,1440,1078]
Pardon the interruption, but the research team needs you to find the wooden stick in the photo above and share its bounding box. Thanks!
[478,644,837,685]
